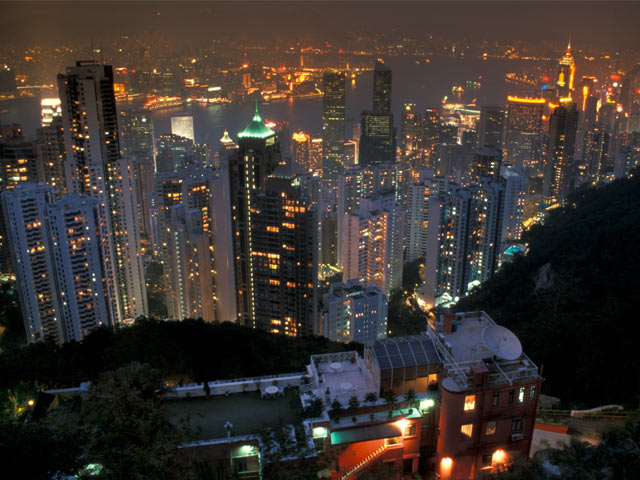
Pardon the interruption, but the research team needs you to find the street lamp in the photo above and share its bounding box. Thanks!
[224,421,234,470]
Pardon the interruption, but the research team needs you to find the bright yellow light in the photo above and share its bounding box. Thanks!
[507,96,545,104]
[558,96,572,103]
[492,449,508,465]
[548,102,559,109]
[395,418,410,433]
[440,457,453,478]
[27,399,34,407]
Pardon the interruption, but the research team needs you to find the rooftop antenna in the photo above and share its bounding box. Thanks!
[90,38,95,62]
[100,42,104,64]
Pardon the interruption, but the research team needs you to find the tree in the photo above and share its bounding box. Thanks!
[404,388,417,408]
[78,362,186,479]
[348,395,360,421]
[382,390,397,417]
[364,392,377,405]
[330,399,343,420]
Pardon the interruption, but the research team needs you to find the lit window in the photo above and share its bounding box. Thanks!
[404,423,417,437]
[464,395,476,411]
[529,385,536,401]
[460,424,473,438]
[518,387,525,403]
[485,421,496,435]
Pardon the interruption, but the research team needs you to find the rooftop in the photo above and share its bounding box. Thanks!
[165,390,301,441]
[237,104,276,140]
[371,335,442,370]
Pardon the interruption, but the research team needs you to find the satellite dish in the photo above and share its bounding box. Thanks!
[482,326,522,360]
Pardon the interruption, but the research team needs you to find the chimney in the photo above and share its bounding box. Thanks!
[443,309,455,334]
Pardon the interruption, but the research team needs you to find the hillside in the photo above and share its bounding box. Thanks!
[457,174,640,407]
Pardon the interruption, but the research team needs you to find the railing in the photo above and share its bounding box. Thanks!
[340,443,389,479]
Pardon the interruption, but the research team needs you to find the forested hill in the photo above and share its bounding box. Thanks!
[456,174,640,407]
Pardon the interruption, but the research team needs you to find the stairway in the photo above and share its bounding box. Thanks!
[340,444,389,479]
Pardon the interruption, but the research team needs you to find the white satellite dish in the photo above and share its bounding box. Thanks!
[482,325,522,360]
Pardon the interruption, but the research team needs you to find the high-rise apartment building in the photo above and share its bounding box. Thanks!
[34,116,66,197]
[473,145,502,182]
[477,106,505,149]
[155,134,197,172]
[322,280,387,345]
[321,72,346,180]
[2,183,110,344]
[505,96,545,170]
[40,98,62,127]
[229,107,281,326]
[544,102,579,203]
[423,108,441,169]
[250,173,318,336]
[401,103,422,166]
[500,166,527,249]
[583,123,610,184]
[58,61,147,325]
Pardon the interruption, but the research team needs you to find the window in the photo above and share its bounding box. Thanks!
[511,418,523,432]
[461,424,473,438]
[233,457,248,473]
[404,423,417,437]
[464,395,476,411]
[493,391,499,407]
[529,385,536,401]
[508,390,514,404]
[481,454,493,468]
[518,387,525,403]
[485,421,496,435]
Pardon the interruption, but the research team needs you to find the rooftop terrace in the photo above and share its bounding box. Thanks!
[165,390,302,441]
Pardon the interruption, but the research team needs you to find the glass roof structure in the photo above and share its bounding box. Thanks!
[373,335,442,370]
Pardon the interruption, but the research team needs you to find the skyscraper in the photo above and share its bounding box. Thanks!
[321,72,346,180]
[505,96,545,170]
[423,108,441,169]
[171,114,195,142]
[473,145,502,182]
[373,62,392,114]
[401,103,422,166]
[544,102,579,203]
[556,41,576,99]
[336,167,365,268]
[359,112,395,167]
[250,173,318,336]
[477,106,505,149]
[34,116,66,196]
[405,170,446,262]
[58,61,147,325]
[2,183,110,344]
[229,106,281,326]
[292,131,311,171]
[120,109,154,158]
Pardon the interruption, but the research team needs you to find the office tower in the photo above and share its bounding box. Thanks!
[500,166,527,249]
[424,181,504,306]
[359,112,395,167]
[401,103,422,166]
[336,167,365,268]
[322,72,346,180]
[58,61,147,325]
[423,108,441,169]
[405,171,446,262]
[171,114,195,142]
[580,76,597,112]
[218,130,237,159]
[120,109,154,158]
[155,134,197,172]
[309,138,322,172]
[342,192,403,295]
[229,106,281,326]
[2,183,110,344]
[477,106,505,149]
[250,173,317,336]
[131,156,155,237]
[473,145,502,182]
[583,123,610,183]
[292,132,311,171]
[344,140,358,168]
[322,280,387,345]
[461,130,477,182]
[438,124,458,175]
[40,98,62,127]
[556,41,575,98]
[34,116,66,196]
[544,102,579,203]
[373,62,392,114]
[505,96,545,170]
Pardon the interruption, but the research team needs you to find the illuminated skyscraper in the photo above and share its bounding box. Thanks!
[58,61,147,325]
[477,106,505,149]
[505,96,545,170]
[292,131,311,171]
[40,98,62,127]
[401,103,422,166]
[556,41,576,98]
[250,173,318,336]
[405,170,446,262]
[336,167,365,268]
[309,138,323,172]
[544,102,579,203]
[359,112,395,167]
[171,114,195,142]
[322,72,346,180]
[373,61,392,114]
[473,145,502,182]
[120,109,154,158]
[423,108,441,169]
[229,106,281,326]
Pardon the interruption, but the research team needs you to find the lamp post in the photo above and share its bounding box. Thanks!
[224,421,233,470]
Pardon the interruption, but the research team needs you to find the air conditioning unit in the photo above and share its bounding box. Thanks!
[511,433,524,441]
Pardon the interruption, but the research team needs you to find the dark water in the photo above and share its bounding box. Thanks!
[1,58,532,142]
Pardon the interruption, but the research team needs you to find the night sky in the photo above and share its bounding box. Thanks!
[2,1,639,50]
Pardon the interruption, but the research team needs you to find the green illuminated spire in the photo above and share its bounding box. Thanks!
[237,102,275,139]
